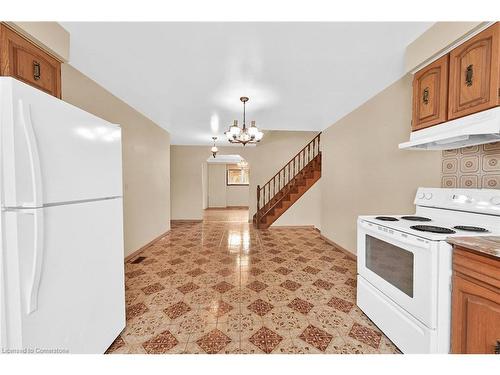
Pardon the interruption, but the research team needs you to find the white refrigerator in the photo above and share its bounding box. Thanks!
[0,77,125,354]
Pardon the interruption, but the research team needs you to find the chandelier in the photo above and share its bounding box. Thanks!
[210,136,218,158]
[224,97,263,145]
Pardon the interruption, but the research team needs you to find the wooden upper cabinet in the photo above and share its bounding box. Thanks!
[448,22,500,120]
[0,24,61,98]
[412,55,449,131]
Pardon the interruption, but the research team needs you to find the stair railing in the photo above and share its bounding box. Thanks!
[256,133,321,228]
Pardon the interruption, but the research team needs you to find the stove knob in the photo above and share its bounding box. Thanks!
[490,196,500,206]
[425,193,433,200]
[418,192,426,199]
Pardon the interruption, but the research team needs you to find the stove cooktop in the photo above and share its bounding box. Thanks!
[401,216,432,222]
[360,213,497,241]
[410,225,456,234]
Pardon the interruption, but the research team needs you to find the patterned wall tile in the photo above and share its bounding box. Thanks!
[482,175,500,189]
[441,143,500,188]
[441,176,457,188]
[442,158,458,174]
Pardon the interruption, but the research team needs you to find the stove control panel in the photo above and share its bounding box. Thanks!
[414,187,500,215]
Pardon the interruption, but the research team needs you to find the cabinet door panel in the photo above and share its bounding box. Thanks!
[449,23,500,119]
[451,274,500,354]
[0,24,61,98]
[412,55,448,131]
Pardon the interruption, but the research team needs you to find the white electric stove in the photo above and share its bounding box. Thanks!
[356,187,500,354]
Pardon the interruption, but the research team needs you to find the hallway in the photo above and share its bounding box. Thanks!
[108,208,399,354]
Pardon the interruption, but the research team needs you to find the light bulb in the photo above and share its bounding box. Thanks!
[248,121,258,136]
[230,120,240,136]
[255,131,263,141]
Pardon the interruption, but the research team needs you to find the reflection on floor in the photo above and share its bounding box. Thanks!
[106,208,399,354]
[202,208,250,222]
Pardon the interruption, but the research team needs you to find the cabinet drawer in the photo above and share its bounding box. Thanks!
[0,24,61,98]
[412,54,449,131]
[448,22,500,120]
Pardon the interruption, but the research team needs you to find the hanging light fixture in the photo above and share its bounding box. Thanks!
[224,97,263,145]
[211,136,218,158]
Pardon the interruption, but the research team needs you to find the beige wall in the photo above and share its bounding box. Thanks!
[61,64,171,257]
[207,164,227,207]
[207,163,250,208]
[6,21,70,61]
[227,185,249,207]
[171,130,321,227]
[405,22,485,72]
[320,75,442,254]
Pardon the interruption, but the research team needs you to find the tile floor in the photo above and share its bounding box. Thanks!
[106,209,399,354]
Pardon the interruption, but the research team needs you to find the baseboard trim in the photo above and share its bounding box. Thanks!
[125,229,170,263]
[204,206,249,210]
[270,225,317,229]
[170,219,203,223]
[319,233,357,260]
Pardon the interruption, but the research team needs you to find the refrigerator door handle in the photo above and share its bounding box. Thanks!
[26,209,45,315]
[18,99,43,208]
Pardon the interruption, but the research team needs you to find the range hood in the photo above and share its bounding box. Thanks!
[399,106,500,150]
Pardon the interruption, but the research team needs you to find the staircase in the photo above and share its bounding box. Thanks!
[253,133,321,229]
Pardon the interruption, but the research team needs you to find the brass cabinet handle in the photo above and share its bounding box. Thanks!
[422,87,430,105]
[465,64,473,87]
[33,61,41,81]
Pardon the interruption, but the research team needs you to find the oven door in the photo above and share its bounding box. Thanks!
[357,219,438,328]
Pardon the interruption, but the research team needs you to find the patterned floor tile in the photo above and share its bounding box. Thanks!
[177,282,200,294]
[248,327,283,354]
[164,301,191,320]
[247,299,274,317]
[287,297,314,314]
[196,329,232,354]
[141,282,165,295]
[212,281,235,293]
[274,267,293,275]
[280,279,302,291]
[299,325,333,352]
[348,322,382,349]
[327,296,354,313]
[246,280,269,292]
[126,303,149,320]
[113,209,399,354]
[142,330,179,354]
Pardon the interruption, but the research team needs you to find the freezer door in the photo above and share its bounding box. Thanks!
[2,198,125,353]
[1,78,122,208]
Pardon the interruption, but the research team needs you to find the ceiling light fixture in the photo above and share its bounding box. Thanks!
[211,137,218,158]
[224,97,263,146]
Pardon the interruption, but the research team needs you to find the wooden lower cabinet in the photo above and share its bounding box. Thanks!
[451,247,500,354]
[0,23,61,98]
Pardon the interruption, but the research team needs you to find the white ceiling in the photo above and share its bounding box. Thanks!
[61,22,433,145]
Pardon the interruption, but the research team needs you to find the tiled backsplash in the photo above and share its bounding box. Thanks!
[441,142,500,189]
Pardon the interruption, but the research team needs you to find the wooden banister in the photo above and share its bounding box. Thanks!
[256,133,321,228]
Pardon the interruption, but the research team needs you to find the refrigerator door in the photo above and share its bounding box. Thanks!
[2,198,125,353]
[0,78,122,208]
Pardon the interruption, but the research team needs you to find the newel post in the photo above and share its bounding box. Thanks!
[256,185,261,229]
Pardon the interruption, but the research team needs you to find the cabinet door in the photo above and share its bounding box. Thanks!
[448,23,500,120]
[451,274,500,354]
[0,25,61,98]
[412,55,449,131]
